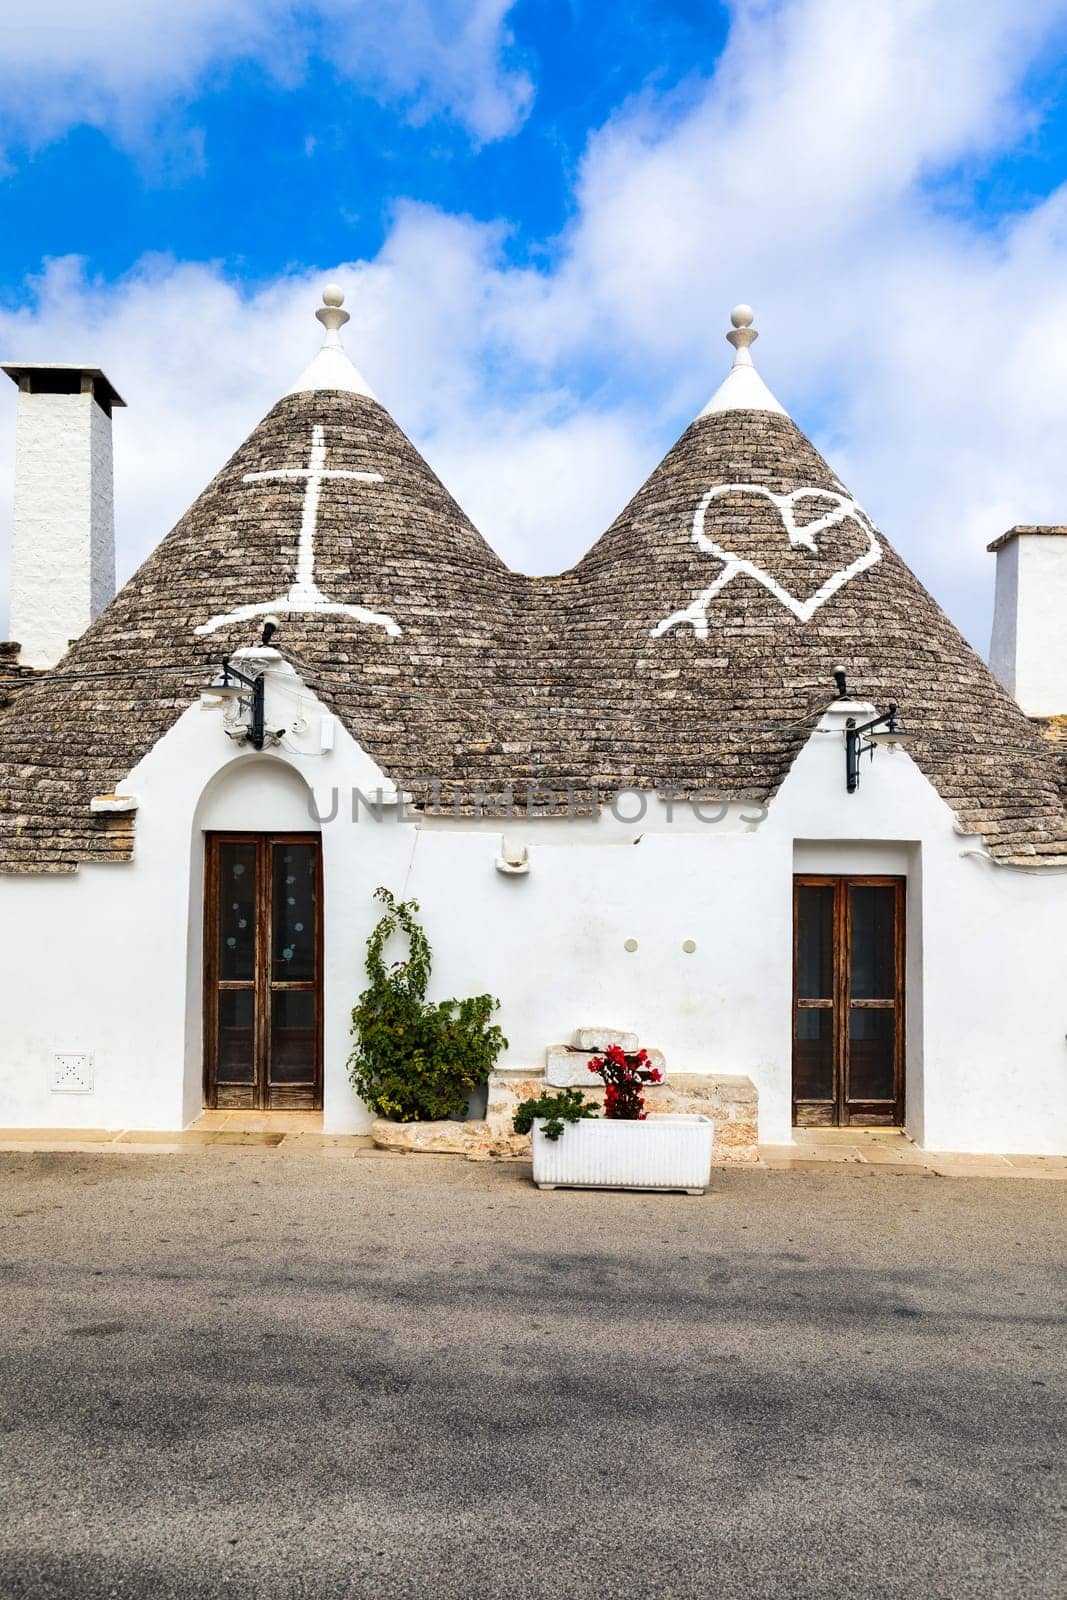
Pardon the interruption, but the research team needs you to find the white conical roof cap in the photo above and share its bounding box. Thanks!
[698,305,787,419]
[287,284,379,400]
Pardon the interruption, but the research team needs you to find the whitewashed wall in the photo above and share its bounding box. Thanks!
[767,709,1067,1152]
[0,675,1064,1153]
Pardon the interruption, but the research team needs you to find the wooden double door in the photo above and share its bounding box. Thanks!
[792,875,906,1127]
[204,833,323,1110]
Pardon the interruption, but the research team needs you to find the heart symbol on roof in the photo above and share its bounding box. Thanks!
[652,483,882,639]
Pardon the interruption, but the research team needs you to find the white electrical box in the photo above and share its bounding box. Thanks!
[50,1053,94,1094]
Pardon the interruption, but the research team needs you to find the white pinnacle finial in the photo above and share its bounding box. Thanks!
[286,282,378,401]
[316,284,351,344]
[697,302,787,420]
[725,304,758,366]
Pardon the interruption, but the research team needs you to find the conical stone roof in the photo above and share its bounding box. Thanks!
[1,298,1064,870]
[501,307,1067,862]
[552,399,1067,861]
[0,292,519,870]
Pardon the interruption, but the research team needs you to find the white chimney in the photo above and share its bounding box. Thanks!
[988,526,1067,718]
[2,363,124,668]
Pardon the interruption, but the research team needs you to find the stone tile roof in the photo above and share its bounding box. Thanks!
[0,642,40,715]
[1033,717,1067,804]
[1,390,1065,872]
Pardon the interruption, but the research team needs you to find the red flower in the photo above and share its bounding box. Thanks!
[583,1039,658,1120]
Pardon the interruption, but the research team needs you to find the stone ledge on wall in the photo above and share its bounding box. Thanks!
[370,1069,759,1164]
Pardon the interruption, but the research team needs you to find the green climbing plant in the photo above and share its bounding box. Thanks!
[348,887,507,1123]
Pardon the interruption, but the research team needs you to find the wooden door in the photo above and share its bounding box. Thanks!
[792,875,905,1127]
[204,834,323,1110]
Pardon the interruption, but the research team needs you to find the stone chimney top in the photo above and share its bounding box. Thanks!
[988,526,1067,718]
[2,363,125,415]
[2,361,123,668]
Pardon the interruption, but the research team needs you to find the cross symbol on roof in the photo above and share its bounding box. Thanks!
[195,424,401,637]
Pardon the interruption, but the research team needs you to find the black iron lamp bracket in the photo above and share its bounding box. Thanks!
[845,702,901,794]
[217,656,285,751]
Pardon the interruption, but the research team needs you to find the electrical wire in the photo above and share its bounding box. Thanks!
[0,664,211,685]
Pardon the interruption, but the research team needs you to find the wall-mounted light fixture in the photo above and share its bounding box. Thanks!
[833,666,912,792]
[202,655,289,751]
[201,619,287,750]
[845,702,911,792]
[204,656,267,748]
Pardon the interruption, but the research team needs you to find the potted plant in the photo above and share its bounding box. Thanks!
[513,1044,714,1193]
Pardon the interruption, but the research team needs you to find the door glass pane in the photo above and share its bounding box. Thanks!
[218,842,257,981]
[217,990,255,1082]
[794,1009,834,1100]
[797,886,834,999]
[272,844,317,982]
[270,991,316,1084]
[848,1008,895,1101]
[850,886,896,999]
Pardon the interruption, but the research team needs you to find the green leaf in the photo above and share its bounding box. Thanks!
[512,1089,598,1140]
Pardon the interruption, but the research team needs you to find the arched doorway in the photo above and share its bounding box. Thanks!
[204,832,323,1109]
[192,759,323,1112]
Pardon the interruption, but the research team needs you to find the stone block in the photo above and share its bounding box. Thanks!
[548,1044,666,1086]
[370,1117,528,1160]
[573,1026,639,1053]
[486,1073,543,1128]
[709,1117,759,1158]
[546,1047,597,1087]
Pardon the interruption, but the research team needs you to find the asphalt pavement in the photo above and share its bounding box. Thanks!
[0,1149,1063,1599]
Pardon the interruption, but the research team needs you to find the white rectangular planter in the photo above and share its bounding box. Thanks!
[532,1115,714,1194]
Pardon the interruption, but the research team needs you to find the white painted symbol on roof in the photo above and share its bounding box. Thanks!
[652,484,881,639]
[195,424,401,637]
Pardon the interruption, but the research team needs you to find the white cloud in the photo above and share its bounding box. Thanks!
[487,0,1067,641]
[5,0,1067,650]
[0,0,532,147]
[325,0,533,142]
[0,230,661,626]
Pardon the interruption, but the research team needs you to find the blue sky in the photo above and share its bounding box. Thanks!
[0,3,730,284]
[3,0,1067,648]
